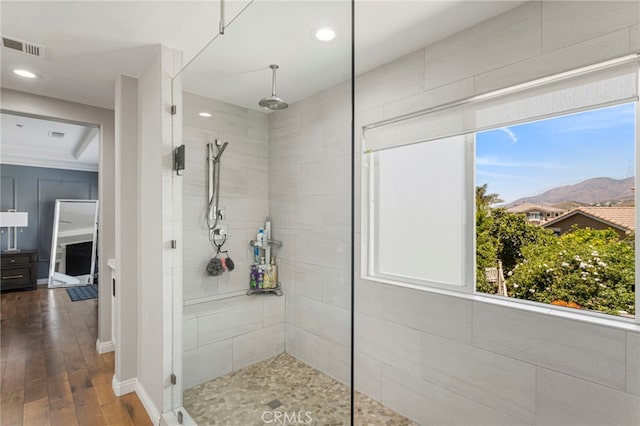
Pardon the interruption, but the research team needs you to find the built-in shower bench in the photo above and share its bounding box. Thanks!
[183,294,285,389]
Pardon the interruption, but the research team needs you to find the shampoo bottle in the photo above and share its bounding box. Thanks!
[270,257,278,288]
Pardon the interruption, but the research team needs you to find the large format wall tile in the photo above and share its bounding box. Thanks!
[183,339,232,389]
[355,312,421,375]
[473,302,626,390]
[536,367,640,426]
[232,323,285,371]
[421,333,536,424]
[626,331,640,396]
[382,285,472,344]
[541,0,640,52]
[382,365,525,426]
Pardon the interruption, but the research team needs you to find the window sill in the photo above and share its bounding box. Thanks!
[362,274,640,334]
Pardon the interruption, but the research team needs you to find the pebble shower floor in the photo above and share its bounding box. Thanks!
[184,353,417,425]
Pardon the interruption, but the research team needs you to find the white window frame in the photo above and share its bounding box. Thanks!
[361,54,640,326]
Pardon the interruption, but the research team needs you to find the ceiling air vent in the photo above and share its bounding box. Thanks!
[2,35,45,58]
[48,131,65,138]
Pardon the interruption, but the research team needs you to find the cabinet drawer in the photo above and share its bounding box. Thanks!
[1,267,32,287]
[1,254,33,268]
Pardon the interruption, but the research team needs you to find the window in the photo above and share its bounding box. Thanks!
[476,103,636,318]
[363,55,639,321]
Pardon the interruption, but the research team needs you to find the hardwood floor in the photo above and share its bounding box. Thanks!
[1,287,152,426]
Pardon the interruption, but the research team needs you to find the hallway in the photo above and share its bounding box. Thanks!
[1,288,151,426]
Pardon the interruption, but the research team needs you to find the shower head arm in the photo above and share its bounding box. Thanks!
[270,64,279,97]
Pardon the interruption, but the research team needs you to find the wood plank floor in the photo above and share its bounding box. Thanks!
[1,287,152,426]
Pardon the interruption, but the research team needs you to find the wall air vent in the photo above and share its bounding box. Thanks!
[48,131,65,138]
[2,35,46,58]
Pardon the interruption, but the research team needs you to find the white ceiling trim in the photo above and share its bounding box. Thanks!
[0,155,99,173]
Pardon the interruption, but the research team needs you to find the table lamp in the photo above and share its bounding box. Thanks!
[0,210,29,252]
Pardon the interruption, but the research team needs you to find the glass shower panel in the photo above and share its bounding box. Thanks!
[172,1,353,424]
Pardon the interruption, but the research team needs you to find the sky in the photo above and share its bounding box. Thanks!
[475,102,637,204]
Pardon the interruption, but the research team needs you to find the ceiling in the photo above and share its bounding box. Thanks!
[1,112,99,171]
[1,1,525,112]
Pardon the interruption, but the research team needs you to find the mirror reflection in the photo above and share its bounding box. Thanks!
[48,199,99,288]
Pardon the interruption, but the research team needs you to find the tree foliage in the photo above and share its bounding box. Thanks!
[507,228,635,315]
[475,185,635,316]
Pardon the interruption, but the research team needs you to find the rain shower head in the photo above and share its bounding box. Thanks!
[259,64,288,110]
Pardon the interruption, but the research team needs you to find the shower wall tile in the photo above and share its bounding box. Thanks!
[321,267,350,311]
[381,365,522,426]
[421,333,536,424]
[473,302,626,390]
[355,312,421,376]
[541,0,639,52]
[321,339,350,385]
[355,50,425,111]
[354,352,382,402]
[631,24,640,51]
[424,2,541,90]
[197,302,263,345]
[536,367,640,426]
[626,331,640,396]
[263,296,285,327]
[183,317,197,351]
[474,29,631,95]
[382,285,473,344]
[286,324,323,371]
[183,339,232,389]
[232,323,285,371]
[294,262,323,301]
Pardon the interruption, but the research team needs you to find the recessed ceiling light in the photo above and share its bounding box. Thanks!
[313,27,336,42]
[13,69,37,79]
[199,112,212,118]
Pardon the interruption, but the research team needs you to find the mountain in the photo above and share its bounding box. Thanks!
[509,177,635,206]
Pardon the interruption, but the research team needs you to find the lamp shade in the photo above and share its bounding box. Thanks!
[0,212,29,227]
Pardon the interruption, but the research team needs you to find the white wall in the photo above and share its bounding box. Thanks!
[114,74,139,386]
[136,44,182,421]
[0,88,115,348]
[352,2,640,425]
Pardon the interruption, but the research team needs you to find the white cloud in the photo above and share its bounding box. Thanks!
[498,127,518,143]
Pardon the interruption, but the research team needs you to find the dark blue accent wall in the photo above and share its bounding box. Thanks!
[0,164,98,279]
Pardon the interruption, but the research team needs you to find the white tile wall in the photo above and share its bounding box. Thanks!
[183,339,232,389]
[421,332,536,424]
[536,367,640,426]
[626,331,640,396]
[473,302,626,390]
[541,0,639,52]
[232,323,285,370]
[381,365,523,426]
[382,284,473,344]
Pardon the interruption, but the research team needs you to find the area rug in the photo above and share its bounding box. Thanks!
[66,285,98,302]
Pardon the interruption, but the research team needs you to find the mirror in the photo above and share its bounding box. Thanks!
[48,199,99,288]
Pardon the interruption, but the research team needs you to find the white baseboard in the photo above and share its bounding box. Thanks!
[136,380,161,425]
[37,278,48,285]
[95,339,115,354]
[112,376,136,396]
[161,407,197,426]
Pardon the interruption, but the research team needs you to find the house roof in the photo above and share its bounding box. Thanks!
[506,202,566,214]
[543,206,636,232]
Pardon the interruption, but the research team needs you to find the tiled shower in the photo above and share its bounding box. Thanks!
[173,1,640,425]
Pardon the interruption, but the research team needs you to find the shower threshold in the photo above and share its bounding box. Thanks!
[183,352,417,425]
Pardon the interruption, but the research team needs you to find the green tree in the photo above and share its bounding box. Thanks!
[490,209,554,272]
[475,184,501,293]
[508,228,635,315]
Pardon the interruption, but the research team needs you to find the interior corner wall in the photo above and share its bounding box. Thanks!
[0,88,115,347]
[136,44,182,421]
[114,74,139,385]
[351,2,640,426]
